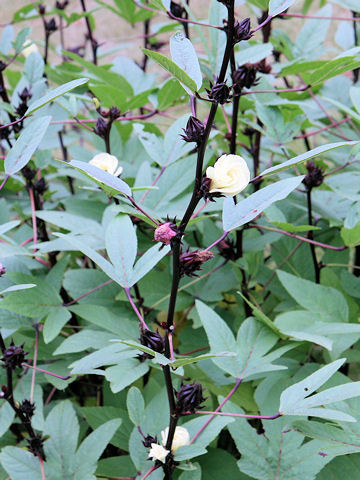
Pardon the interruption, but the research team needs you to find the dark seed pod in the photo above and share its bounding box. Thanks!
[175,381,206,414]
[139,330,166,357]
[302,161,324,190]
[179,249,214,277]
[94,117,109,138]
[34,178,47,195]
[0,264,6,277]
[1,341,28,370]
[206,82,230,104]
[233,18,252,43]
[181,116,205,143]
[19,399,36,418]
[26,434,46,459]
[232,64,258,93]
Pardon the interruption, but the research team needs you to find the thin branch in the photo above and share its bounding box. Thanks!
[63,279,114,306]
[280,12,360,21]
[124,287,149,330]
[191,378,242,443]
[205,231,229,251]
[192,410,282,420]
[30,325,39,403]
[250,224,347,250]
[241,84,310,95]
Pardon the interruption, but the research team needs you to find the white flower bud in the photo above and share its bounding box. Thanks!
[89,152,123,176]
[22,40,39,58]
[206,154,250,197]
[161,426,190,452]
[148,443,170,463]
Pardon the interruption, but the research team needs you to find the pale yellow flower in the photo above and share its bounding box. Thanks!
[148,443,169,463]
[22,40,39,58]
[206,154,250,197]
[89,153,123,176]
[161,426,190,452]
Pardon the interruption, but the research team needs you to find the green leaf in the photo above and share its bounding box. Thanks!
[225,400,331,480]
[271,221,320,233]
[55,232,123,286]
[268,0,297,16]
[112,340,171,365]
[5,116,51,175]
[0,273,62,317]
[44,400,80,476]
[127,387,145,426]
[43,307,71,344]
[261,141,358,176]
[105,215,137,288]
[237,292,285,338]
[141,48,198,94]
[67,160,132,197]
[0,447,43,480]
[279,359,360,421]
[277,270,349,323]
[131,242,170,286]
[74,419,121,479]
[341,222,360,247]
[174,445,207,461]
[170,352,235,369]
[196,301,290,380]
[223,176,304,232]
[25,78,89,115]
[170,32,202,94]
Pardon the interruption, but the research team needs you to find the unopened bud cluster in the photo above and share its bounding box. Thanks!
[207,81,231,104]
[1,341,27,370]
[179,249,214,277]
[181,116,205,144]
[139,329,166,358]
[303,161,324,190]
[175,381,206,414]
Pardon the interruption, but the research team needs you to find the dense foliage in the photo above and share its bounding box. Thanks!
[0,0,360,479]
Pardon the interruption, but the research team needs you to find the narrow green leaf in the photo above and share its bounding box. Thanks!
[223,176,304,232]
[5,116,51,175]
[237,291,285,338]
[170,32,202,94]
[105,215,136,288]
[269,0,297,16]
[141,48,198,93]
[68,160,132,197]
[126,387,145,426]
[261,141,358,176]
[25,78,89,115]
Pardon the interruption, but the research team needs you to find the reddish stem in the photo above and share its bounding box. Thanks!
[251,15,273,34]
[129,196,159,225]
[242,84,310,95]
[205,231,229,251]
[191,378,242,444]
[28,188,38,253]
[63,279,114,306]
[0,174,10,191]
[280,12,360,21]
[30,326,39,403]
[250,224,347,250]
[193,410,282,420]
[124,287,149,330]
[23,363,71,380]
[20,237,34,247]
[295,117,351,139]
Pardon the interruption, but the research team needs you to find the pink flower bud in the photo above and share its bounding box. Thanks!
[154,222,177,245]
